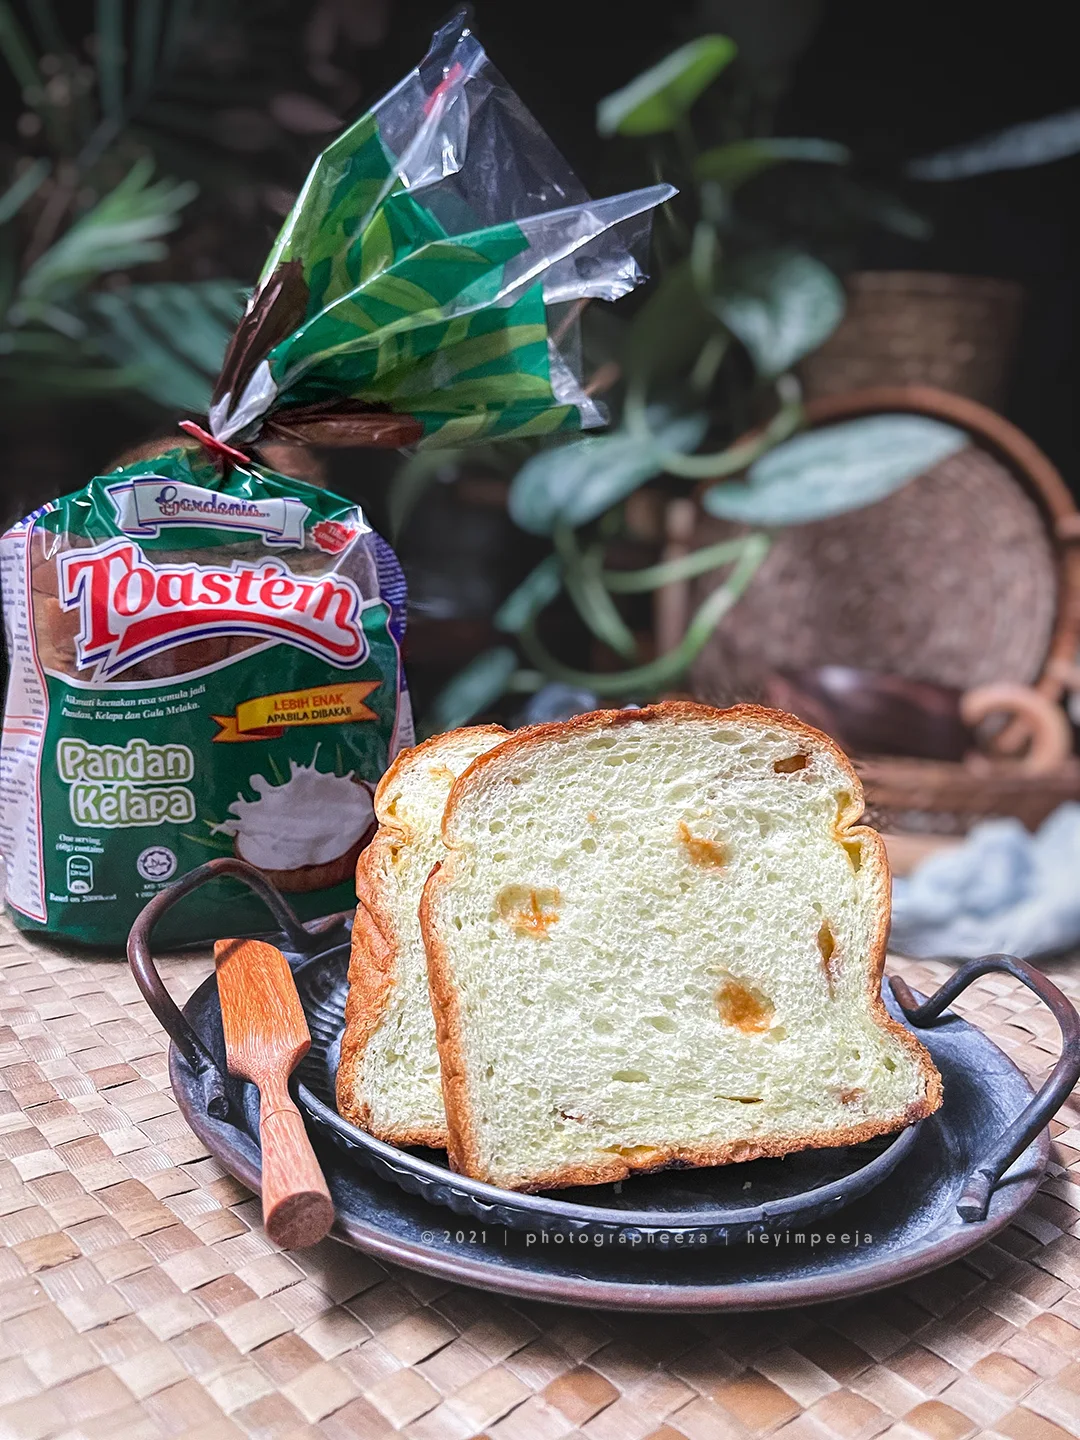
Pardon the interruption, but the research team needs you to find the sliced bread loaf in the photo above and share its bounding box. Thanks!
[337,724,507,1146]
[421,702,942,1191]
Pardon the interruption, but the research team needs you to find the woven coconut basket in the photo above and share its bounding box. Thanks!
[678,386,1080,854]
[799,272,1025,410]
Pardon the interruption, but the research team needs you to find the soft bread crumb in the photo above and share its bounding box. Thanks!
[337,725,507,1146]
[602,1144,666,1163]
[422,702,942,1191]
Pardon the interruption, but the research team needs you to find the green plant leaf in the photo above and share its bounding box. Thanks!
[850,186,931,240]
[518,533,769,695]
[555,525,636,660]
[494,554,563,633]
[0,158,50,225]
[86,295,212,411]
[703,414,968,525]
[19,160,196,303]
[0,357,142,393]
[0,2,41,92]
[625,260,719,391]
[597,36,737,137]
[0,328,85,355]
[84,280,242,410]
[907,108,1080,180]
[421,646,519,737]
[136,281,243,373]
[712,249,844,378]
[509,411,708,536]
[694,137,849,189]
[625,372,803,479]
[386,450,460,541]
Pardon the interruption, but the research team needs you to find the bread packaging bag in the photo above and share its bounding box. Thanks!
[0,12,670,947]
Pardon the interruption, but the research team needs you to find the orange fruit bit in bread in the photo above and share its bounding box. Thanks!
[773,752,809,773]
[817,919,842,997]
[496,884,560,938]
[677,821,728,868]
[715,977,774,1033]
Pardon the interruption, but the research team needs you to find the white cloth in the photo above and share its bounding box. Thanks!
[890,803,1080,959]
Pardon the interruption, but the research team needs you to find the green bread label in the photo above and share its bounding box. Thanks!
[0,447,410,949]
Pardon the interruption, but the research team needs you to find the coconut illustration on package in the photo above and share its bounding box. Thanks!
[213,756,375,893]
[0,10,671,948]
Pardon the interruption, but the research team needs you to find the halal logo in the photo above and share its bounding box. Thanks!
[137,846,177,882]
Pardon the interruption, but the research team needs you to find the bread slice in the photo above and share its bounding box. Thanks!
[421,702,942,1191]
[336,725,507,1146]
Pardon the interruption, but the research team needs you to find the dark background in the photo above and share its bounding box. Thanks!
[3,0,1079,510]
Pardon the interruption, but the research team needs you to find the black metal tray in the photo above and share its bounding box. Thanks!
[129,858,1080,1311]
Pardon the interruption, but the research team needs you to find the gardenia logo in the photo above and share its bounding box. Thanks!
[152,484,269,522]
[106,475,314,546]
[58,539,371,678]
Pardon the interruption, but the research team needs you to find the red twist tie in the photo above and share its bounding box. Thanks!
[423,61,464,116]
[178,420,253,469]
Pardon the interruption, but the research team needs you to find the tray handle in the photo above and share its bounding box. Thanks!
[127,857,330,1121]
[890,955,1080,1222]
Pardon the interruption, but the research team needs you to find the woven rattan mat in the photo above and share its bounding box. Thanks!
[3,911,1080,1440]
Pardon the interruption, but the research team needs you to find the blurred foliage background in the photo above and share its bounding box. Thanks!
[4,0,1080,725]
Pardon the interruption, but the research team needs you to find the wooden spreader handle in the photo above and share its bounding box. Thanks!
[213,935,335,1250]
[257,1072,335,1250]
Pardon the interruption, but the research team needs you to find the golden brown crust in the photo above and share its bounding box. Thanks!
[336,842,420,1135]
[432,1113,933,1194]
[336,725,507,1148]
[422,701,944,1191]
[372,726,508,843]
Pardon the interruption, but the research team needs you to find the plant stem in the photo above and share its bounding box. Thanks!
[554,523,637,660]
[602,537,748,592]
[689,329,730,395]
[625,373,803,479]
[690,220,719,300]
[519,533,769,696]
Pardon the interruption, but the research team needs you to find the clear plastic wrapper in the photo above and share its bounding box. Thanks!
[1,12,671,947]
[210,10,674,449]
